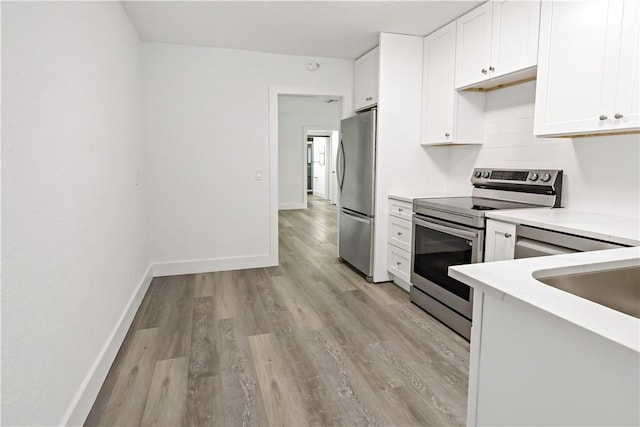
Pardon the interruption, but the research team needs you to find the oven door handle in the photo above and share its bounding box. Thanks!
[413,216,479,241]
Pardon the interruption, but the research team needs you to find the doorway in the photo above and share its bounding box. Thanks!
[303,131,334,205]
[277,95,343,210]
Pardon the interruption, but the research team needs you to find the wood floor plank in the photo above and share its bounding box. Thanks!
[188,296,218,379]
[194,272,216,298]
[89,328,161,426]
[184,375,220,427]
[141,357,189,426]
[217,318,269,426]
[248,333,311,427]
[270,274,324,331]
[253,271,342,426]
[157,274,196,360]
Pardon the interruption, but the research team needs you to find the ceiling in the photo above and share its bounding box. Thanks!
[122,1,484,59]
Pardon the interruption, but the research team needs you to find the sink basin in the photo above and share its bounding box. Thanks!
[537,265,640,318]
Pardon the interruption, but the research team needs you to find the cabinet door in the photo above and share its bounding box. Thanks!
[611,0,640,131]
[455,2,493,89]
[422,22,456,143]
[534,0,614,136]
[490,0,540,79]
[355,47,379,111]
[484,220,516,262]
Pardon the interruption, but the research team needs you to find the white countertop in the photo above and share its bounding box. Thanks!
[450,246,640,352]
[388,192,453,203]
[486,208,640,246]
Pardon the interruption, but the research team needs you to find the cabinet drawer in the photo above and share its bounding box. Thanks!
[389,198,413,221]
[388,216,412,252]
[387,245,411,283]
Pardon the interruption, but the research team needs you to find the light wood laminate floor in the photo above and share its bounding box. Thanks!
[85,197,470,426]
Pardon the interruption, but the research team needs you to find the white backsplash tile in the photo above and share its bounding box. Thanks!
[446,80,640,217]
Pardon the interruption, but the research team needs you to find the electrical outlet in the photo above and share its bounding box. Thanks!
[255,169,263,181]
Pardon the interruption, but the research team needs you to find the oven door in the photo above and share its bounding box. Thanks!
[411,215,484,318]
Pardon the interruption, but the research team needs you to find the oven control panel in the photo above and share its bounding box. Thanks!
[471,168,562,187]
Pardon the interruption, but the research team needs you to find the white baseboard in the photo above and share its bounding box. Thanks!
[152,254,276,277]
[279,202,306,210]
[61,264,154,426]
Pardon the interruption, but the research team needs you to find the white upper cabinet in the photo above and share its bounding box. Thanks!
[490,0,541,80]
[455,3,493,89]
[534,0,639,136]
[421,21,485,145]
[354,47,379,111]
[455,0,541,90]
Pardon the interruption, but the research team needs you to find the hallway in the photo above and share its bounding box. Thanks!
[86,198,470,426]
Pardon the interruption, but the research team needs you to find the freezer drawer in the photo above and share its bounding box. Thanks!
[339,209,374,278]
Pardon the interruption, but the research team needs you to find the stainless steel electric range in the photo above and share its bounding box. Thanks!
[410,168,563,340]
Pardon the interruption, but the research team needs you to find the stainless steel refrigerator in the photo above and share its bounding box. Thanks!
[336,109,376,280]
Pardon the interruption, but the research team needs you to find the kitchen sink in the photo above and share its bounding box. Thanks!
[536,264,640,319]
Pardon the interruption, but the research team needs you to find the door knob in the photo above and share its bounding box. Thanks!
[599,114,608,120]
[481,68,487,74]
[614,113,624,119]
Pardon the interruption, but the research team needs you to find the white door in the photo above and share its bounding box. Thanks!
[312,137,327,199]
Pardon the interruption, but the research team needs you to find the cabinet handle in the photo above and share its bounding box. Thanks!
[396,261,402,266]
[397,232,402,236]
[489,66,495,72]
[481,68,488,74]
[398,208,403,212]
[445,132,450,138]
[614,113,624,119]
[504,233,512,238]
[599,114,608,120]
[366,97,373,101]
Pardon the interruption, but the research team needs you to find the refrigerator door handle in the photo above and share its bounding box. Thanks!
[341,208,370,222]
[339,139,346,190]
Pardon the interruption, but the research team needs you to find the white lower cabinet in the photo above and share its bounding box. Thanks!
[467,290,639,426]
[484,219,516,262]
[387,197,413,291]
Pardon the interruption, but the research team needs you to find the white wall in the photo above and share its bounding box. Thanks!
[447,81,640,216]
[278,96,341,209]
[373,33,450,282]
[1,2,149,425]
[143,43,353,274]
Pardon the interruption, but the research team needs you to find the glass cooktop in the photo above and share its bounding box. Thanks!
[415,196,544,212]
[412,197,550,228]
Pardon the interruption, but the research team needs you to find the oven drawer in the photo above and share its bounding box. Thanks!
[389,198,413,221]
[387,245,411,283]
[388,216,412,252]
